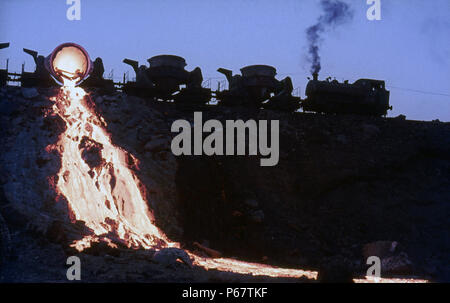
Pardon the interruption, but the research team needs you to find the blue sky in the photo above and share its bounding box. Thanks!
[0,0,449,121]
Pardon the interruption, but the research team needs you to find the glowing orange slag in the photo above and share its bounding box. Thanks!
[51,78,173,249]
[353,276,428,283]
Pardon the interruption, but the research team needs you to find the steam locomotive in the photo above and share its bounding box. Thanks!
[302,73,392,116]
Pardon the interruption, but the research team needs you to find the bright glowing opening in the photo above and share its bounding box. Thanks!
[52,46,88,86]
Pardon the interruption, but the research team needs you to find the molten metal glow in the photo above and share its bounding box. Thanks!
[51,79,172,250]
[52,46,88,83]
[353,276,428,283]
[192,257,317,279]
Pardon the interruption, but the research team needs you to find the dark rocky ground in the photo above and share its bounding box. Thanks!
[0,86,448,282]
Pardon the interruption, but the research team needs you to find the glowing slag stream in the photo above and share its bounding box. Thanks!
[48,80,318,280]
[50,79,173,251]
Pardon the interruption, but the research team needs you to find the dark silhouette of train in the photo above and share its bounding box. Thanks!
[121,57,391,116]
[122,59,302,111]
[303,73,391,116]
[1,43,392,116]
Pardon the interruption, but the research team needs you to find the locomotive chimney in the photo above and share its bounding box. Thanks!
[313,72,318,81]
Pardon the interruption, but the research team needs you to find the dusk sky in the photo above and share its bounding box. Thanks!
[0,0,449,121]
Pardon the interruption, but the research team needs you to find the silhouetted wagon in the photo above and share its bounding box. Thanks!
[216,65,279,107]
[147,55,189,99]
[21,48,55,88]
[122,55,210,103]
[303,74,392,116]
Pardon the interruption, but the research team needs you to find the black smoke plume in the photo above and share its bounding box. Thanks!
[306,0,354,75]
